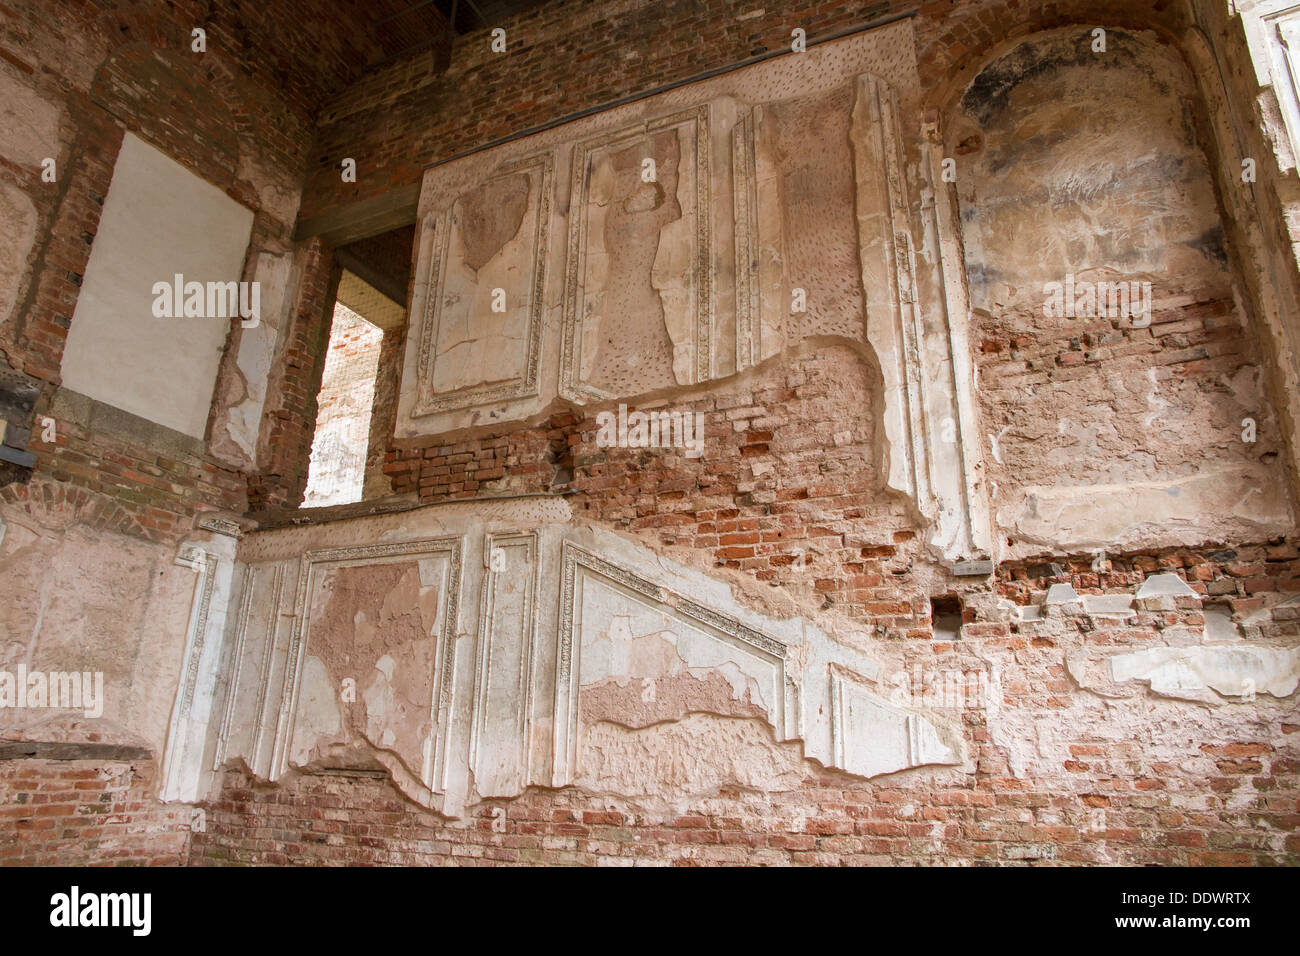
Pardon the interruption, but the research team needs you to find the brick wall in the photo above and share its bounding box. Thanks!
[3,0,1298,868]
[4,102,248,537]
[363,326,406,501]
[384,418,569,500]
[5,107,119,386]
[0,0,405,526]
[305,0,899,219]
[188,535,1300,867]
[386,347,926,634]
[250,241,338,511]
[300,0,1189,222]
[998,541,1300,630]
[193,725,1300,865]
[19,430,245,541]
[0,2,381,869]
[0,757,191,866]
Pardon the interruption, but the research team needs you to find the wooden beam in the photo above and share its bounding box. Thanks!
[293,183,420,247]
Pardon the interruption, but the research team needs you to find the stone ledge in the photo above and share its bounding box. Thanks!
[49,387,206,460]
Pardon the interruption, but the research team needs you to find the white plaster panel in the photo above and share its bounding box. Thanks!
[831,670,962,778]
[60,133,254,438]
[1111,644,1300,702]
[160,535,238,802]
[471,532,538,795]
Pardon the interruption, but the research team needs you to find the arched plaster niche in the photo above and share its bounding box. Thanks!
[946,26,1293,559]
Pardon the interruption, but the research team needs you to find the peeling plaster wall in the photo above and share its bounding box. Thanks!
[0,0,339,532]
[0,0,384,863]
[0,477,238,831]
[185,498,965,819]
[182,530,1300,865]
[5,0,1300,868]
[1208,0,1300,506]
[397,25,989,564]
[146,494,1298,864]
[193,17,1296,866]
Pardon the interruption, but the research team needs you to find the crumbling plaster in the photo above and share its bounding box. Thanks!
[158,16,1300,825]
[398,23,991,567]
[172,497,966,815]
[0,489,233,763]
[950,27,1294,560]
[2,3,1299,863]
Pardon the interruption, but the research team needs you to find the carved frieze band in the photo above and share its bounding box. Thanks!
[201,516,962,809]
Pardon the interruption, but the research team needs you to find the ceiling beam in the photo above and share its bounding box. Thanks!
[293,183,421,248]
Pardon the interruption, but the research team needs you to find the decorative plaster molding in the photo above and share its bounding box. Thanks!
[412,153,553,417]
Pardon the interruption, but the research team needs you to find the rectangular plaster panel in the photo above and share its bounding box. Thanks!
[210,560,293,779]
[396,20,926,439]
[999,466,1296,556]
[560,106,712,402]
[412,155,552,416]
[471,532,539,795]
[60,133,254,439]
[731,107,786,369]
[552,540,792,786]
[160,535,238,802]
[830,668,960,779]
[275,538,463,793]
